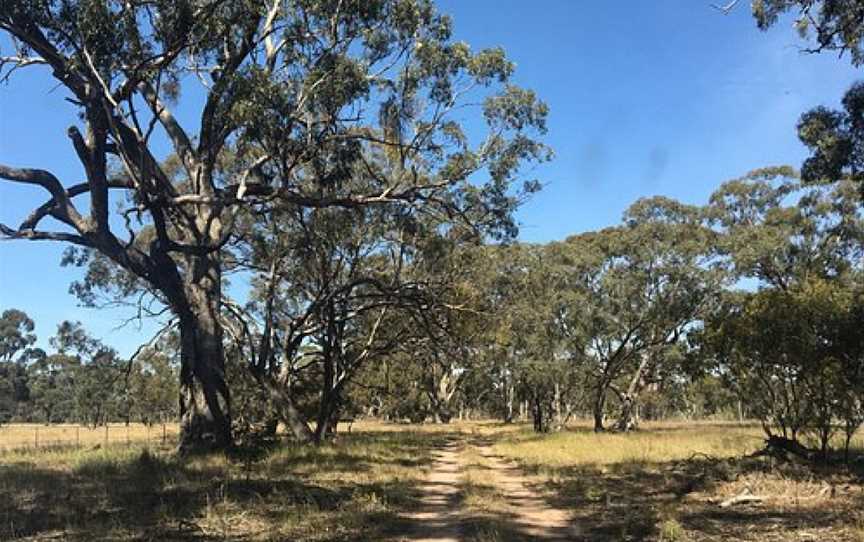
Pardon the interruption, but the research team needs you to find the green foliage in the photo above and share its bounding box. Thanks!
[795,82,864,198]
[0,0,550,449]
[0,309,40,423]
[753,0,864,66]
[700,170,864,458]
[0,310,180,426]
[702,277,864,457]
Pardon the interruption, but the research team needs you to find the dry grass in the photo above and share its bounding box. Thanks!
[3,420,863,541]
[493,420,765,468]
[490,420,864,542]
[0,421,451,541]
[459,444,509,513]
[0,423,180,451]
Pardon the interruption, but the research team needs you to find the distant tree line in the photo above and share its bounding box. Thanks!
[0,310,178,426]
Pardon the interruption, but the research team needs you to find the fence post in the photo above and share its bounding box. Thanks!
[35,426,38,448]
[162,422,166,445]
[146,424,150,448]
[104,424,109,446]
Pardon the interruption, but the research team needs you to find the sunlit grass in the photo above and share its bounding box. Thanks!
[487,420,864,542]
[0,424,444,541]
[458,444,508,514]
[0,422,179,451]
[493,421,764,470]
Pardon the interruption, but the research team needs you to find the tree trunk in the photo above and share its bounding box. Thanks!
[531,395,548,433]
[614,354,651,432]
[553,381,562,429]
[502,371,514,423]
[615,394,639,432]
[428,369,457,424]
[593,387,606,432]
[258,371,315,444]
[176,258,232,453]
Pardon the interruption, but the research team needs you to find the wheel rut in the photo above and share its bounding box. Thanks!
[398,434,577,541]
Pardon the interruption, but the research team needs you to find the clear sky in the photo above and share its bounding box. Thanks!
[0,1,859,356]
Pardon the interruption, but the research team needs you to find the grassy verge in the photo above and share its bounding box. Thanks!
[0,423,446,541]
[492,421,864,542]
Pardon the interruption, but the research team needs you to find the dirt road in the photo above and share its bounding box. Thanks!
[399,435,576,541]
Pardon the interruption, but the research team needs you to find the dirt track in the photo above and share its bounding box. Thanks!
[399,435,576,541]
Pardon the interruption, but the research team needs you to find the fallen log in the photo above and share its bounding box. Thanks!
[720,489,765,508]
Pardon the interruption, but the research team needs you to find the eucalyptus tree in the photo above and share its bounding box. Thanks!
[127,345,179,425]
[793,82,864,199]
[473,244,526,424]
[706,167,863,288]
[478,243,578,432]
[752,0,864,66]
[704,168,864,458]
[404,238,492,424]
[751,2,864,199]
[226,201,428,442]
[701,276,864,460]
[0,309,39,423]
[0,1,548,450]
[0,309,37,363]
[559,197,721,432]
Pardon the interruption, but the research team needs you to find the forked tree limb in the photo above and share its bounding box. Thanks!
[19,179,134,231]
[0,164,88,230]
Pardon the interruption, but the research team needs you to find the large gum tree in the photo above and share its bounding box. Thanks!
[0,0,548,451]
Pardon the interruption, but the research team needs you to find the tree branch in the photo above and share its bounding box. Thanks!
[138,81,197,175]
[0,164,88,230]
[0,223,92,246]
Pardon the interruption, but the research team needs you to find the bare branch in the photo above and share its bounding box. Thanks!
[0,164,88,230]
[19,179,134,231]
[138,81,198,175]
[0,54,48,83]
[0,222,91,246]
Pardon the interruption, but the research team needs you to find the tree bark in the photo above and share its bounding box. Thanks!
[176,255,232,453]
[614,353,651,432]
[428,368,457,424]
[503,380,514,424]
[257,369,315,444]
[531,394,549,433]
[501,369,514,423]
[615,394,639,432]
[592,387,606,432]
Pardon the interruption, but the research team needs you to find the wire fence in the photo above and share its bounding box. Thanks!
[0,423,181,452]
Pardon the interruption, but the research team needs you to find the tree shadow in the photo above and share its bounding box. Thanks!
[528,452,864,541]
[0,431,440,541]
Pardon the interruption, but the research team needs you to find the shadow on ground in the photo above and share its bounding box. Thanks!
[523,453,864,541]
[0,430,448,541]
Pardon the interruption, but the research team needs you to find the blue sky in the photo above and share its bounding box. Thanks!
[0,1,859,356]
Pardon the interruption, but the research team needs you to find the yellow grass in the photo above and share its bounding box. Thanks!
[2,420,863,541]
[0,422,452,541]
[485,420,864,542]
[0,422,180,450]
[493,420,765,469]
[0,419,458,452]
